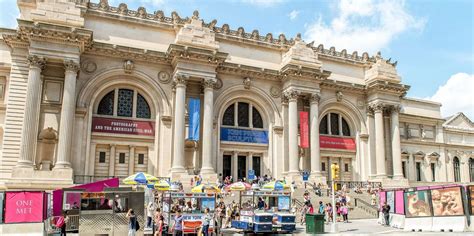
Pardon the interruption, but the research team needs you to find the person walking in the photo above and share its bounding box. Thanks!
[155,215,164,236]
[147,201,156,229]
[56,210,70,236]
[382,202,391,226]
[126,209,138,236]
[341,203,349,223]
[318,201,325,214]
[201,208,212,236]
[170,209,184,235]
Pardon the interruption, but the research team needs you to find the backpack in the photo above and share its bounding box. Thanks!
[55,216,65,228]
[135,220,140,231]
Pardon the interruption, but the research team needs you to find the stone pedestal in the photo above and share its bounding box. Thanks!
[8,168,73,190]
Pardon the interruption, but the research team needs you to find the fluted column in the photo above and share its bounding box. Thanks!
[201,78,216,174]
[367,109,377,179]
[171,74,187,174]
[108,144,116,176]
[282,96,289,174]
[286,89,300,174]
[390,105,403,179]
[373,103,387,178]
[128,145,135,175]
[54,60,79,169]
[17,55,46,168]
[310,93,321,176]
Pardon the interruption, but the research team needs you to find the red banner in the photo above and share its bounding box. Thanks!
[92,117,155,136]
[5,192,45,223]
[299,111,309,148]
[320,136,356,150]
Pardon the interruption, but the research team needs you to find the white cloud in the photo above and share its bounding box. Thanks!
[288,10,300,21]
[304,0,425,53]
[427,73,474,119]
[240,0,284,7]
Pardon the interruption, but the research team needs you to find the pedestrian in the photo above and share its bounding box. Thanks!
[147,201,156,229]
[126,209,138,236]
[56,210,69,236]
[257,197,265,210]
[154,208,162,235]
[382,202,391,226]
[201,208,212,236]
[155,215,164,236]
[318,201,325,214]
[307,203,314,214]
[170,209,184,235]
[214,204,225,235]
[341,203,349,223]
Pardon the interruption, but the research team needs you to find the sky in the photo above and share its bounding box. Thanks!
[0,0,472,119]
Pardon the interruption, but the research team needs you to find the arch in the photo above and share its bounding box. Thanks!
[221,101,265,129]
[214,84,281,127]
[319,98,367,134]
[319,112,352,136]
[453,156,461,182]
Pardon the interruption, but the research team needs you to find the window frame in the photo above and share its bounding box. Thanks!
[319,112,352,137]
[453,157,461,182]
[95,87,153,120]
[221,101,265,130]
[138,154,145,165]
[119,153,126,164]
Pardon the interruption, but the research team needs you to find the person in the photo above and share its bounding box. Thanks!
[371,192,377,206]
[56,210,69,236]
[154,215,164,236]
[382,202,391,226]
[71,202,79,210]
[341,203,349,223]
[147,201,156,228]
[214,204,225,235]
[307,203,314,214]
[257,197,265,210]
[170,209,183,235]
[326,203,333,223]
[201,208,212,236]
[318,201,325,214]
[99,199,111,209]
[126,209,138,236]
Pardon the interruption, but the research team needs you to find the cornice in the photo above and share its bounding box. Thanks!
[166,44,228,66]
[216,62,281,81]
[366,80,410,97]
[279,64,330,81]
[84,41,168,65]
[399,113,443,124]
[320,79,366,94]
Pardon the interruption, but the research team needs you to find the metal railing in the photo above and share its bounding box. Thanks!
[326,181,382,190]
[45,215,80,234]
[74,175,171,184]
[354,197,379,218]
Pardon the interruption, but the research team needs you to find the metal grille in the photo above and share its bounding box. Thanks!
[97,91,114,115]
[136,93,151,119]
[117,89,133,117]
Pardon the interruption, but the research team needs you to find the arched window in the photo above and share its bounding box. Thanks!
[319,113,351,136]
[453,156,461,182]
[469,158,474,182]
[97,88,152,119]
[221,102,264,129]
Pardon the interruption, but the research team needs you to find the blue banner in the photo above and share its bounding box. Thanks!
[220,127,268,144]
[248,170,255,180]
[188,98,200,141]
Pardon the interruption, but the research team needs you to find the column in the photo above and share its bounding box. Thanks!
[367,109,376,179]
[171,74,187,173]
[390,105,403,179]
[232,151,238,181]
[286,89,300,174]
[373,103,387,178]
[86,143,97,176]
[201,78,216,174]
[282,96,289,174]
[17,55,46,168]
[54,60,79,169]
[108,144,116,176]
[310,93,321,176]
[408,153,415,181]
[128,145,135,175]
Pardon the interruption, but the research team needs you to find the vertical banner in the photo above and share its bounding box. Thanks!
[5,191,45,223]
[188,98,201,141]
[0,192,4,223]
[299,111,309,148]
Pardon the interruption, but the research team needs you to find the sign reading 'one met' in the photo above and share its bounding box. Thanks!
[220,127,268,144]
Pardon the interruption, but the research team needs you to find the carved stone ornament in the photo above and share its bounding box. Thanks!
[81,60,97,74]
[192,10,199,20]
[27,55,46,70]
[173,74,188,86]
[158,71,171,84]
[270,86,280,98]
[99,0,109,10]
[123,60,134,74]
[336,91,343,102]
[310,93,321,103]
[136,7,147,18]
[214,77,223,90]
[64,60,80,73]
[118,3,128,15]
[369,102,385,113]
[202,78,216,89]
[154,10,165,21]
[243,77,251,89]
[283,89,300,101]
[281,93,289,104]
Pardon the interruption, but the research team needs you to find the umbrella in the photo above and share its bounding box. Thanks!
[262,181,290,191]
[225,182,251,191]
[122,172,159,185]
[192,184,221,193]
[154,180,171,191]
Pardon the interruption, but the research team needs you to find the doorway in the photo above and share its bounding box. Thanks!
[238,155,247,180]
[252,156,261,177]
[223,155,232,178]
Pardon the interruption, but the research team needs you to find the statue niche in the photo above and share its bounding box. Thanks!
[37,128,57,171]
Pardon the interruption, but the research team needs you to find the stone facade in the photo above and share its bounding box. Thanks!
[0,0,472,189]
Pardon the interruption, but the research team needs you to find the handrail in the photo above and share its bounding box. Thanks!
[293,198,304,209]
[326,181,382,190]
[354,197,379,218]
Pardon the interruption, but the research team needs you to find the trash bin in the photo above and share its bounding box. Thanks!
[305,213,325,234]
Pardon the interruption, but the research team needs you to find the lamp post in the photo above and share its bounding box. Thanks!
[330,163,339,233]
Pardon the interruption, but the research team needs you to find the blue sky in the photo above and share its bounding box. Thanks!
[0,0,472,118]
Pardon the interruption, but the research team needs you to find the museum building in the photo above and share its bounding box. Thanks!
[0,0,473,189]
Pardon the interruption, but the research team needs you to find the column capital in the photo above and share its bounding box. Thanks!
[64,60,80,73]
[283,89,300,102]
[27,55,46,70]
[173,73,189,86]
[389,104,401,114]
[281,93,289,105]
[202,78,216,89]
[310,93,321,104]
[369,102,384,113]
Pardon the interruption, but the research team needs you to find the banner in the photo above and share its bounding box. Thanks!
[320,136,356,150]
[5,192,45,223]
[431,187,464,216]
[395,190,405,214]
[220,127,268,144]
[387,191,395,213]
[299,111,309,148]
[379,191,386,210]
[92,117,155,136]
[278,196,290,210]
[404,190,432,218]
[188,98,200,141]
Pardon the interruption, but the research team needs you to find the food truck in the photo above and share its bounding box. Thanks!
[161,192,216,234]
[79,187,145,236]
[232,191,296,234]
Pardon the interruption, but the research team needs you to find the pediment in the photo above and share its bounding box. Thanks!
[443,112,474,130]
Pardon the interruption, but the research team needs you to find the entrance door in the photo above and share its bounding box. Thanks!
[252,156,261,177]
[238,155,247,180]
[223,155,232,178]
